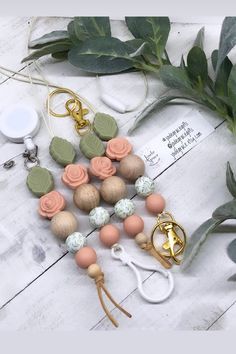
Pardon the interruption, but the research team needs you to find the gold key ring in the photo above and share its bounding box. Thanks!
[47,88,78,117]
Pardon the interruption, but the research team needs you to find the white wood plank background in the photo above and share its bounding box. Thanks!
[0,17,235,330]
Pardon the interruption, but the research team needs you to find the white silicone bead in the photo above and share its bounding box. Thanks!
[114,198,135,219]
[135,176,155,197]
[66,232,87,253]
[89,207,110,228]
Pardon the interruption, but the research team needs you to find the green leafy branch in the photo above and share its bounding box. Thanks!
[22,17,236,136]
[182,162,236,273]
[23,17,169,74]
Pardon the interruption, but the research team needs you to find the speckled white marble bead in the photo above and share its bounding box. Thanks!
[89,207,110,228]
[66,232,87,253]
[114,198,135,219]
[135,176,155,197]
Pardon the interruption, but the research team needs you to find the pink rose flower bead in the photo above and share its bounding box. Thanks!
[38,191,66,219]
[89,156,116,180]
[106,137,132,161]
[62,164,89,189]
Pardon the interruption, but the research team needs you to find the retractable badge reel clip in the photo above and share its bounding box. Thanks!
[0,104,40,169]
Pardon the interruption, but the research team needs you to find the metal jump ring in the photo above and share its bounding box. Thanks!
[24,156,40,171]
[47,88,78,117]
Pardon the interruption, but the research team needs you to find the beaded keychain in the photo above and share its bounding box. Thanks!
[47,90,187,267]
[0,86,186,327]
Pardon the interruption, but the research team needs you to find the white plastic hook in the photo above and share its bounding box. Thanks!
[111,244,174,304]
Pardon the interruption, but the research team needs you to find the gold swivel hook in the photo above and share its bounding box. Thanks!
[150,212,187,265]
[46,88,91,136]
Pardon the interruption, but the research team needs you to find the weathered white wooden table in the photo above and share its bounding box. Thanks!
[0,17,236,330]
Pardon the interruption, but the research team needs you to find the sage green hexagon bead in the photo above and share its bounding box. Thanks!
[114,198,135,219]
[135,176,155,197]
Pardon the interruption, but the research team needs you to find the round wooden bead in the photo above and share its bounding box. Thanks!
[51,211,78,240]
[146,194,166,214]
[75,246,97,269]
[135,232,148,245]
[73,184,100,212]
[100,176,127,204]
[87,263,102,278]
[99,224,120,247]
[119,154,145,181]
[123,214,144,237]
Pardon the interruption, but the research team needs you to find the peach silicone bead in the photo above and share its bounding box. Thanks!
[99,224,120,247]
[146,194,166,214]
[123,214,144,237]
[75,246,97,269]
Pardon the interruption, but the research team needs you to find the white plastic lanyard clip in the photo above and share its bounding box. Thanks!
[111,244,174,304]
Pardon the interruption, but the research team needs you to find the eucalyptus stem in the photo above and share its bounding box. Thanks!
[133,61,160,74]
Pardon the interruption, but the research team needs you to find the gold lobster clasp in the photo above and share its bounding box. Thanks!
[47,88,91,136]
[65,98,91,135]
[150,212,187,265]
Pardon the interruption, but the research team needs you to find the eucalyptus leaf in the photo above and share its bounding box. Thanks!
[182,218,223,270]
[159,65,194,93]
[180,55,186,69]
[129,42,149,58]
[228,273,236,281]
[22,41,72,62]
[216,17,236,75]
[51,51,68,60]
[213,200,236,219]
[211,49,218,71]
[164,50,171,65]
[28,30,69,49]
[67,20,82,45]
[128,95,196,134]
[216,95,232,107]
[68,37,134,74]
[227,238,236,263]
[215,54,232,97]
[187,46,208,85]
[69,17,111,42]
[126,39,151,56]
[193,27,205,49]
[125,17,170,61]
[228,64,236,113]
[226,162,236,198]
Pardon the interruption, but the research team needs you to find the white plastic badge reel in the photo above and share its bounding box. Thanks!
[0,104,40,169]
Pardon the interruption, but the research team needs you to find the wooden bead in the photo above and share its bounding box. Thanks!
[100,176,127,204]
[99,224,120,247]
[87,263,102,278]
[119,154,145,182]
[135,232,148,245]
[75,246,97,269]
[123,214,144,237]
[146,194,165,214]
[73,184,100,212]
[51,211,78,240]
